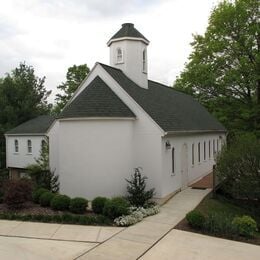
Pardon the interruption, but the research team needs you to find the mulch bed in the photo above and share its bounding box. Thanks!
[0,202,95,217]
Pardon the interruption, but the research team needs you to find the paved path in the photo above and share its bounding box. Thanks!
[141,229,260,260]
[79,188,211,259]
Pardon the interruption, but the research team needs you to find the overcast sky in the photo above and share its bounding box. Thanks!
[0,0,220,103]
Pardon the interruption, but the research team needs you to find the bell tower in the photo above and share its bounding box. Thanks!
[107,23,149,89]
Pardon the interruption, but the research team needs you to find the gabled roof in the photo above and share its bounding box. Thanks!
[99,63,226,133]
[6,115,55,135]
[108,23,149,46]
[58,76,135,119]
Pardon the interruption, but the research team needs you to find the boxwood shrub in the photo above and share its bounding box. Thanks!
[232,215,257,238]
[103,197,130,219]
[32,188,49,203]
[51,195,71,211]
[69,197,88,214]
[92,197,108,214]
[186,210,205,229]
[39,191,55,207]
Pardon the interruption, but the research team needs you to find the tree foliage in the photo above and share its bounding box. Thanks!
[174,0,260,135]
[216,133,260,201]
[0,62,52,168]
[54,64,90,114]
[27,139,59,193]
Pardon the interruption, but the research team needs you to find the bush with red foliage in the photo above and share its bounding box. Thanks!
[3,179,33,209]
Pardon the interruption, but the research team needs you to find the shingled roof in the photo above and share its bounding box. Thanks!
[99,63,226,132]
[108,23,149,46]
[6,115,55,135]
[59,76,135,119]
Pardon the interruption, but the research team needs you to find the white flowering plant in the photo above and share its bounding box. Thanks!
[114,205,160,226]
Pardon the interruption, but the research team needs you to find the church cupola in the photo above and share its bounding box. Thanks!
[107,23,149,89]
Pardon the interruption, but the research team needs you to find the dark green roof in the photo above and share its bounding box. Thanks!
[6,115,55,135]
[108,23,149,45]
[100,63,226,132]
[59,76,135,119]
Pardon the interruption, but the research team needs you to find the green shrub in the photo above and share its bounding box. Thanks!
[186,210,205,229]
[3,179,33,209]
[204,212,236,236]
[32,188,49,203]
[232,215,257,238]
[39,191,55,207]
[126,167,155,207]
[103,197,130,219]
[92,197,108,214]
[69,197,88,214]
[51,195,71,211]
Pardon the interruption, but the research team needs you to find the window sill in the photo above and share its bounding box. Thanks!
[26,153,32,155]
[116,61,124,65]
[13,153,19,155]
[142,71,147,74]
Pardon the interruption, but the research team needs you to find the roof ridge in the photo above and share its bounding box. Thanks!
[97,62,122,72]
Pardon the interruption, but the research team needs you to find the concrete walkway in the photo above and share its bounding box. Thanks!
[79,187,211,259]
[141,229,260,260]
[0,220,124,243]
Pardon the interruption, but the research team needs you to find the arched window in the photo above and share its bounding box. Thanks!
[192,143,194,166]
[142,49,146,72]
[208,140,211,158]
[172,147,175,173]
[116,48,123,63]
[27,140,32,154]
[203,141,206,161]
[198,142,201,163]
[14,139,19,153]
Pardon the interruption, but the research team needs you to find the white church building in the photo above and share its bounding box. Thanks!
[5,23,226,200]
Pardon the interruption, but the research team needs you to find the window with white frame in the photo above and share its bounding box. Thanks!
[209,140,211,158]
[116,48,123,63]
[142,49,146,72]
[198,142,201,163]
[192,143,194,166]
[213,139,216,155]
[14,139,19,153]
[27,140,32,154]
[204,141,206,161]
[172,147,175,174]
[217,139,219,152]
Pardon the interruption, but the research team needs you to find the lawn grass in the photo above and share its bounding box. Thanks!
[175,193,260,245]
[197,194,260,226]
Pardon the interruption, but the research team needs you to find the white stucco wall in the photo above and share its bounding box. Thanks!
[161,133,226,197]
[57,119,134,199]
[5,135,45,169]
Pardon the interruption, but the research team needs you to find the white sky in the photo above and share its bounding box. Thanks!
[0,0,220,103]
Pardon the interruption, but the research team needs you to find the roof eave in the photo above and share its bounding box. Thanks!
[5,133,46,137]
[107,37,150,46]
[164,129,227,136]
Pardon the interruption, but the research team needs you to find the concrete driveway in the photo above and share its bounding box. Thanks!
[1,188,259,259]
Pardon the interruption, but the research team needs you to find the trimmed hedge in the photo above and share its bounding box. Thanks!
[103,197,130,219]
[32,188,49,203]
[0,212,112,226]
[51,195,71,211]
[92,197,108,214]
[69,197,88,214]
[39,192,55,207]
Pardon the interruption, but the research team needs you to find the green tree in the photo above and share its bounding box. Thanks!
[54,64,90,113]
[174,0,260,136]
[0,62,52,168]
